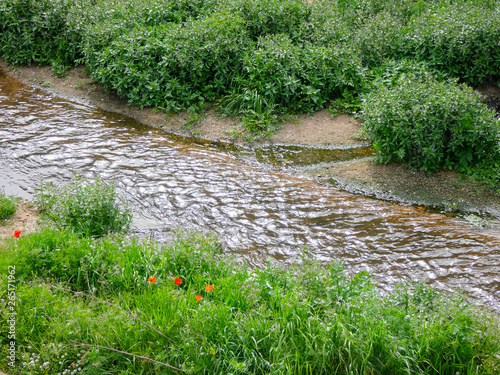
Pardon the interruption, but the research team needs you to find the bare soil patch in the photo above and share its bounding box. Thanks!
[0,200,39,242]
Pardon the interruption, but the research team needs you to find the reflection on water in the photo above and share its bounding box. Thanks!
[1,71,499,312]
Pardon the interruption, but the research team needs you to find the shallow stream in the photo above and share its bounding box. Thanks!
[1,69,500,312]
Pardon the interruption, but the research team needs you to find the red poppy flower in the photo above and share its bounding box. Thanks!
[205,285,214,292]
[173,278,182,286]
[148,277,156,283]
[13,230,21,238]
[195,295,203,302]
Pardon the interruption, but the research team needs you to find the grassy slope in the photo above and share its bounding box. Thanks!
[1,228,500,374]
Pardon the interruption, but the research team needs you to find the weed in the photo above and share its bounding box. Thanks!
[34,175,132,237]
[0,189,17,221]
[50,60,70,78]
[41,80,54,88]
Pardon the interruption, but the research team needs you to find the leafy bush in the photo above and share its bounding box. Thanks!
[367,59,450,91]
[403,5,500,85]
[224,35,365,116]
[362,75,500,172]
[354,12,405,68]
[355,4,500,85]
[76,0,218,67]
[0,0,82,66]
[218,0,311,41]
[89,12,250,111]
[334,0,429,28]
[294,2,353,46]
[35,175,132,237]
[0,190,16,220]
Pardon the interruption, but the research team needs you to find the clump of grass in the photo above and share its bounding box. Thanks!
[34,175,132,237]
[0,189,17,221]
[1,228,499,374]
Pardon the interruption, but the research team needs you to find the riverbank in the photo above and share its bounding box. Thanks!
[2,60,500,219]
[2,225,499,375]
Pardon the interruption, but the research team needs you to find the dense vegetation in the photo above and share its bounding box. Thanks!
[1,0,500,186]
[363,72,499,173]
[2,228,500,374]
[1,0,498,114]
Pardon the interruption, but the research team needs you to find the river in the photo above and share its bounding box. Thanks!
[1,68,499,312]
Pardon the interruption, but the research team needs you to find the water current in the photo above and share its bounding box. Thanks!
[1,70,500,312]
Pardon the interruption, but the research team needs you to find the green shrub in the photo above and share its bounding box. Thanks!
[89,12,250,111]
[76,0,218,66]
[334,0,429,28]
[294,2,353,46]
[464,158,500,193]
[218,0,311,41]
[35,175,132,237]
[403,5,500,85]
[0,0,83,66]
[354,12,405,68]
[224,35,365,117]
[2,0,498,131]
[362,75,500,172]
[355,4,500,85]
[367,59,450,91]
[0,190,17,220]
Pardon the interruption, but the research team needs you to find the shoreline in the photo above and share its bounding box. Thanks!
[2,59,500,220]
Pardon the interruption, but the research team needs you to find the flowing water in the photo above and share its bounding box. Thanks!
[1,70,500,312]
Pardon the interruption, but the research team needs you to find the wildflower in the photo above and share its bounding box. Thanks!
[148,277,156,283]
[13,230,22,238]
[195,295,203,302]
[205,285,214,292]
[418,206,424,210]
[173,278,182,286]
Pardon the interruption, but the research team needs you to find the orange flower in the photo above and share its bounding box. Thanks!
[205,285,214,292]
[418,206,424,210]
[13,230,21,238]
[173,278,182,286]
[148,277,156,283]
[195,295,203,302]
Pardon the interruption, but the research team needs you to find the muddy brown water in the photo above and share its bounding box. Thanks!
[1,71,500,312]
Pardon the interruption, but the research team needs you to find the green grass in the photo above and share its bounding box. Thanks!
[1,227,499,374]
[0,190,17,221]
